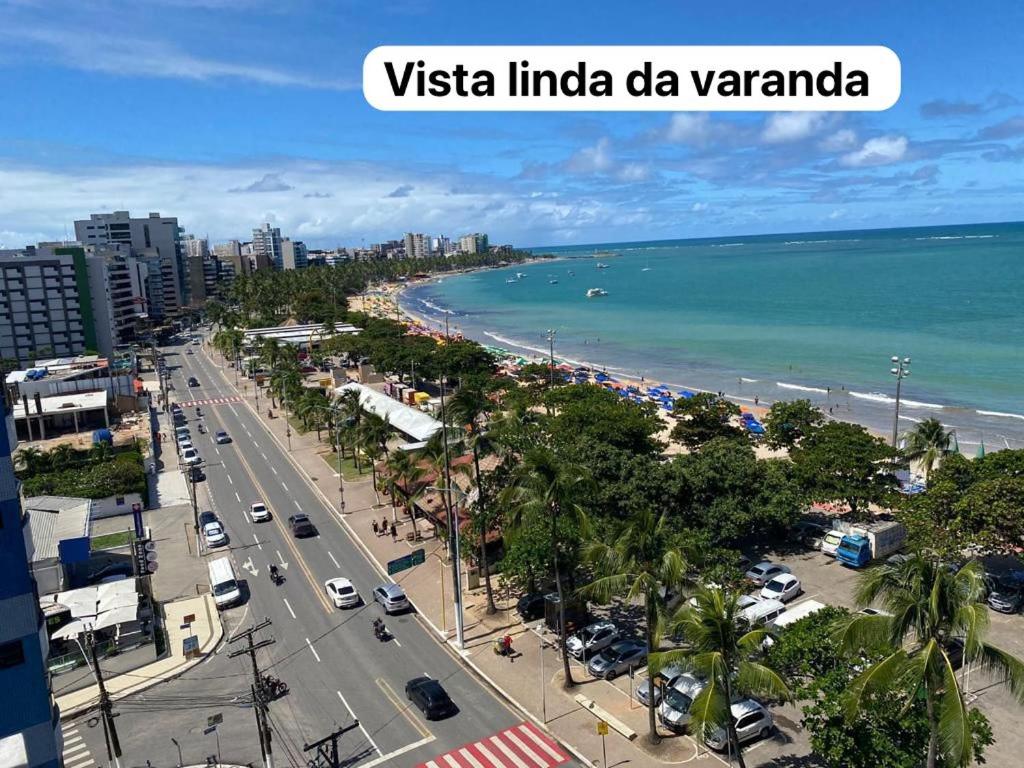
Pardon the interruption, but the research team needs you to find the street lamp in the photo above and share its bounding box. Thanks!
[890,356,911,450]
[546,329,557,388]
[425,484,473,650]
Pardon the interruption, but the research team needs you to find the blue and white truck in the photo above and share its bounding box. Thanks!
[836,521,906,568]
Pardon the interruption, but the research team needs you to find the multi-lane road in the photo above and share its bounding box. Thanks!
[94,339,577,768]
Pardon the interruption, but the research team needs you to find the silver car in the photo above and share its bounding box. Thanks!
[744,562,791,586]
[373,583,411,614]
[565,621,619,660]
[636,664,686,707]
[658,673,706,732]
[586,640,646,680]
[704,699,774,751]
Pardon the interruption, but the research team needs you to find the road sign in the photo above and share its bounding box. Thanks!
[207,713,223,727]
[596,721,609,736]
[387,547,427,575]
[203,726,217,736]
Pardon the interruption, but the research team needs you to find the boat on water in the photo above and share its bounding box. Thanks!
[595,262,610,269]
[516,272,527,278]
[506,277,519,284]
[549,279,559,284]
[567,270,575,276]
[586,288,608,297]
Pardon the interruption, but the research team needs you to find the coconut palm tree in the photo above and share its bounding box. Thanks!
[581,510,689,744]
[14,446,48,475]
[836,555,1024,768]
[49,444,78,471]
[658,588,792,768]
[359,412,392,497]
[337,388,363,471]
[500,446,590,688]
[903,417,954,483]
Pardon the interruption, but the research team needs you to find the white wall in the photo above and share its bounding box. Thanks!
[90,492,143,520]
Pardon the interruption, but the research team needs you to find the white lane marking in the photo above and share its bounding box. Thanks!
[517,724,563,762]
[504,729,548,767]
[328,551,340,568]
[489,736,529,768]
[235,492,241,503]
[271,467,278,475]
[293,499,302,509]
[245,430,252,437]
[254,534,263,551]
[306,637,322,663]
[443,755,461,768]
[253,440,259,447]
[65,759,94,768]
[457,749,486,768]
[357,737,434,768]
[281,482,289,492]
[62,735,83,747]
[392,637,402,648]
[63,744,88,756]
[261,452,268,461]
[283,599,297,619]
[227,475,234,485]
[215,447,221,456]
[336,690,383,755]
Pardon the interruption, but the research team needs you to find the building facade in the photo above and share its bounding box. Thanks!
[213,240,248,278]
[0,386,62,768]
[251,223,282,271]
[403,232,432,259]
[458,233,489,254]
[280,238,308,270]
[83,245,147,358]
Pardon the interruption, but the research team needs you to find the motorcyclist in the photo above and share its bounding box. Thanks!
[196,406,202,417]
[373,617,385,638]
[269,564,280,583]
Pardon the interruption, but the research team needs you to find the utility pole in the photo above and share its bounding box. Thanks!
[889,356,911,451]
[188,459,203,538]
[228,620,275,768]
[330,405,346,515]
[546,328,556,388]
[88,631,122,768]
[303,723,361,768]
[439,312,464,649]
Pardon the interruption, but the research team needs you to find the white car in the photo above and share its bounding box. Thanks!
[821,530,844,557]
[325,577,360,608]
[178,439,194,453]
[760,573,801,603]
[565,620,620,660]
[704,699,774,751]
[202,522,228,548]
[182,447,201,466]
[250,502,271,523]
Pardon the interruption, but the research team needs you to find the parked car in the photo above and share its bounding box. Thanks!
[658,673,706,732]
[202,522,228,548]
[374,583,410,614]
[703,699,774,751]
[250,502,271,523]
[760,573,802,603]
[821,530,844,557]
[636,664,686,707]
[405,677,456,720]
[187,376,199,387]
[745,562,791,586]
[793,521,828,548]
[199,511,218,527]
[325,577,360,608]
[987,577,1024,613]
[586,640,647,680]
[516,592,547,621]
[214,430,231,444]
[178,439,194,453]
[566,620,620,660]
[287,514,315,537]
[182,448,201,466]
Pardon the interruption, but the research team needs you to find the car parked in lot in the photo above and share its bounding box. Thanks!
[987,576,1024,613]
[760,573,802,603]
[374,583,410,614]
[214,430,231,444]
[821,530,844,557]
[658,673,706,732]
[202,521,228,548]
[325,577,360,608]
[586,639,647,680]
[405,677,456,720]
[199,511,217,527]
[182,447,201,466]
[703,699,774,751]
[566,620,620,660]
[793,521,829,548]
[249,502,271,523]
[287,513,315,537]
[516,592,547,621]
[636,663,687,707]
[745,562,791,586]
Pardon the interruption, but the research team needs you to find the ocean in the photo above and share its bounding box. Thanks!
[400,222,1024,451]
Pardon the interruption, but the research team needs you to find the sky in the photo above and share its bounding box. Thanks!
[0,0,1022,249]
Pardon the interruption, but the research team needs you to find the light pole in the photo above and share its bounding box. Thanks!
[546,329,556,388]
[890,356,911,450]
[426,484,468,650]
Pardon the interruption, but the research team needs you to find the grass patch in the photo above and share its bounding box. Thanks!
[321,452,372,481]
[91,530,134,550]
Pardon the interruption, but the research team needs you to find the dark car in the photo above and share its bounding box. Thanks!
[187,377,199,387]
[405,677,456,720]
[214,430,231,444]
[586,639,648,680]
[288,514,315,538]
[198,511,218,527]
[987,574,1024,613]
[516,593,547,621]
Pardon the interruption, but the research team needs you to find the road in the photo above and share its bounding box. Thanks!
[68,339,578,768]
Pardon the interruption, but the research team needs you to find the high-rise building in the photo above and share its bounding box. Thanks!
[458,233,489,254]
[83,244,148,357]
[213,240,248,277]
[182,234,209,260]
[251,223,282,271]
[74,211,185,318]
[186,254,206,307]
[0,386,62,768]
[403,233,432,259]
[280,239,308,270]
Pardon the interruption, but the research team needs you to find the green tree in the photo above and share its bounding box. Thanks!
[903,417,954,483]
[836,555,1024,768]
[764,399,824,449]
[670,392,744,448]
[14,446,49,476]
[545,384,665,456]
[581,510,689,744]
[358,412,392,495]
[658,588,792,768]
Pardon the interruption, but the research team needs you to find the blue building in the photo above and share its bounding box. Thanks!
[0,385,61,768]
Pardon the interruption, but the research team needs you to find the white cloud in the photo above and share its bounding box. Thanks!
[840,136,909,168]
[228,173,293,193]
[565,138,615,174]
[691,202,708,212]
[761,113,827,143]
[666,114,714,146]
[820,129,858,152]
[617,163,650,182]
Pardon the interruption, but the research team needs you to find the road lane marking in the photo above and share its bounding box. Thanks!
[261,452,268,461]
[271,467,278,475]
[375,677,431,739]
[235,492,241,503]
[254,534,262,550]
[336,690,382,755]
[281,482,289,492]
[392,637,402,648]
[357,737,434,768]
[305,637,321,663]
[215,447,221,456]
[253,440,259,448]
[328,551,340,568]
[283,599,296,619]
[293,499,301,509]
[227,475,233,485]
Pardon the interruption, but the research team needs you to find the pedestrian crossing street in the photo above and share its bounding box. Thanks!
[61,722,95,768]
[176,396,242,407]
[417,722,569,768]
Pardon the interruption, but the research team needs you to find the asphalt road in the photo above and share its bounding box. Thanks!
[143,339,558,768]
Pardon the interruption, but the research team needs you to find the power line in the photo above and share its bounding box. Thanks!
[228,619,276,768]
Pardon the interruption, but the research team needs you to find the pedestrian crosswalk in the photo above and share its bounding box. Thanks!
[417,722,569,768]
[178,396,242,407]
[61,722,95,768]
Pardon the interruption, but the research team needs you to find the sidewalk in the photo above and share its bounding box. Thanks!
[57,594,222,719]
[199,346,716,768]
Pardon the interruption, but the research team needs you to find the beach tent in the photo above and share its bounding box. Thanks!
[680,390,695,399]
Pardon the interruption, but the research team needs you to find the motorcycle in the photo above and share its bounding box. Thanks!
[195,407,202,417]
[197,423,206,434]
[260,674,289,701]
[372,619,389,642]
[269,567,283,586]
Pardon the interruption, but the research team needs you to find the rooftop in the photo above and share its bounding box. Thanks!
[24,495,93,562]
[10,390,108,419]
[336,382,441,442]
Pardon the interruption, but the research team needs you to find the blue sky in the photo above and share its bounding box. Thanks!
[0,0,1022,248]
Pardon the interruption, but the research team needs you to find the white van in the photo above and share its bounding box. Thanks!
[208,557,241,609]
[763,600,827,648]
[739,598,786,629]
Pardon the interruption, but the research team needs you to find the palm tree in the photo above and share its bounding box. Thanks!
[836,555,1024,768]
[359,412,392,497]
[337,388,363,471]
[903,417,954,483]
[581,510,689,744]
[448,384,499,614]
[500,446,590,688]
[14,446,48,475]
[49,444,78,471]
[658,588,792,768]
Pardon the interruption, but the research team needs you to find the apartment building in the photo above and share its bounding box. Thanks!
[280,238,308,270]
[403,232,432,259]
[251,223,282,270]
[213,240,248,277]
[83,244,148,357]
[0,386,62,768]
[458,233,489,254]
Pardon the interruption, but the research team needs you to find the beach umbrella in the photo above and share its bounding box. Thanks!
[681,390,695,399]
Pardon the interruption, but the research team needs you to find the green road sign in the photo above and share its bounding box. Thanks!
[387,548,426,575]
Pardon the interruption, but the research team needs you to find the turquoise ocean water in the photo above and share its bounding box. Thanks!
[402,222,1024,450]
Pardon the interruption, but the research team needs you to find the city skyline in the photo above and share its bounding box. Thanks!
[0,2,1022,248]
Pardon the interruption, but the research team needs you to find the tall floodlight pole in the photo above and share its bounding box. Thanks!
[890,356,911,450]
[546,329,556,388]
[439,312,464,649]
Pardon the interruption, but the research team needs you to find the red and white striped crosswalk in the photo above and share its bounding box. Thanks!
[176,396,242,407]
[416,722,569,768]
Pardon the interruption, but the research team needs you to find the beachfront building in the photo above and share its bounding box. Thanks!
[280,238,308,270]
[0,386,62,768]
[213,239,248,277]
[458,233,488,254]
[83,244,148,357]
[404,233,433,259]
[251,223,283,271]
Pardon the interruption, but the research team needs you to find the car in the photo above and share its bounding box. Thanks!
[188,466,206,483]
[325,577,360,608]
[249,502,271,523]
[586,639,647,680]
[182,447,201,466]
[636,663,687,707]
[821,530,844,557]
[689,592,761,610]
[745,562,791,586]
[760,573,802,603]
[374,583,411,614]
[202,522,228,548]
[214,430,231,444]
[566,620,620,660]
[178,439,194,453]
[658,673,707,732]
[793,521,829,548]
[704,699,774,751]
[186,349,194,355]
[191,338,201,346]
[287,513,315,537]
[198,511,217,527]
[987,578,1024,613]
[516,592,547,621]
[187,376,199,387]
[405,677,456,720]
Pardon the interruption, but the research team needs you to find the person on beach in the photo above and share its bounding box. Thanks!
[754,395,759,405]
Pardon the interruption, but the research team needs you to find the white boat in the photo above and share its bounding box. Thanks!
[549,279,559,284]
[516,272,527,278]
[595,262,610,269]
[506,277,518,284]
[586,288,608,297]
